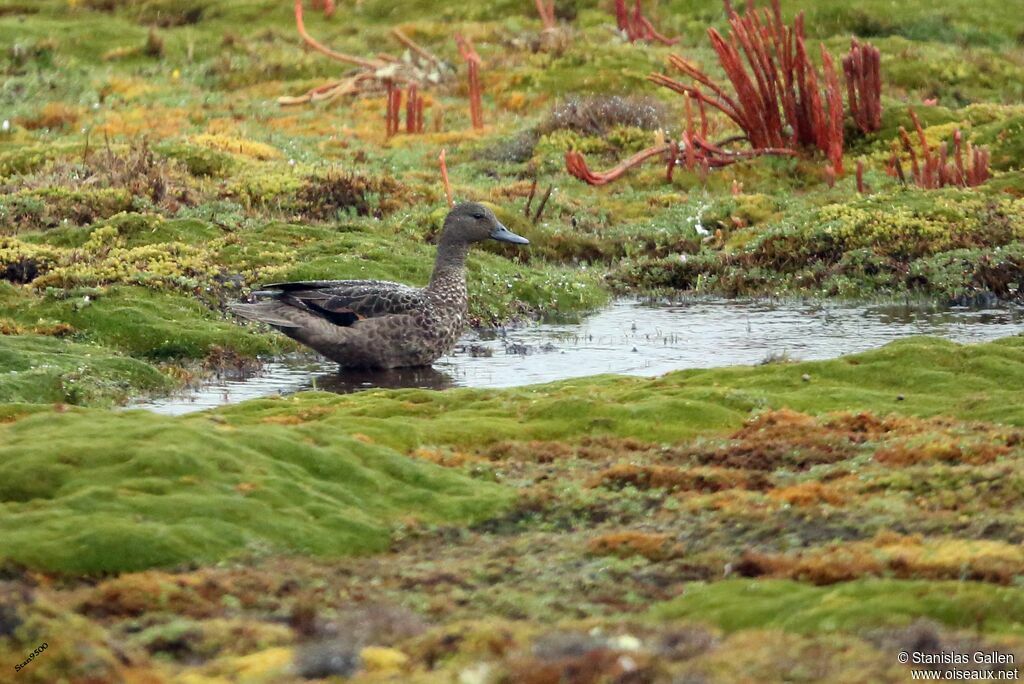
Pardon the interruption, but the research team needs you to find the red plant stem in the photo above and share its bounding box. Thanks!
[614,0,677,45]
[843,39,882,134]
[405,84,420,133]
[293,0,379,69]
[824,164,836,188]
[895,116,989,189]
[439,149,454,208]
[666,141,680,181]
[615,0,630,34]
[566,136,797,185]
[908,108,932,183]
[898,127,921,182]
[385,82,399,137]
[821,44,844,175]
[697,94,708,137]
[566,144,671,185]
[456,34,483,129]
[535,0,556,30]
[467,62,482,128]
[953,129,965,185]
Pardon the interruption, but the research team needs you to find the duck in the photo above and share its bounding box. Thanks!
[229,202,529,369]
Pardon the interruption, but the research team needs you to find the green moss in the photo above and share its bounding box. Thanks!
[0,334,173,406]
[0,187,134,229]
[0,407,511,573]
[204,335,1024,450]
[651,579,1024,634]
[2,333,1024,573]
[0,284,284,360]
[155,140,237,177]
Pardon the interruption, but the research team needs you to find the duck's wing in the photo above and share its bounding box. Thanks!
[245,280,427,328]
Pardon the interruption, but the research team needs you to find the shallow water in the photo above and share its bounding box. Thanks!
[132,299,1024,415]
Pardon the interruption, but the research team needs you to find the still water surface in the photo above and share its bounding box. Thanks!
[133,298,1024,415]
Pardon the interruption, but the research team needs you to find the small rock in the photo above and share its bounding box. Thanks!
[459,662,493,684]
[294,641,360,679]
[897,394,905,401]
[607,634,642,651]
[801,373,811,382]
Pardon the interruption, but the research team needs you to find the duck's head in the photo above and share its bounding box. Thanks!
[441,202,530,246]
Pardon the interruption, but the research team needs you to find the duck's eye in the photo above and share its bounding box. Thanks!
[472,213,485,220]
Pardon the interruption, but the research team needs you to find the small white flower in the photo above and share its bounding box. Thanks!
[1,120,9,132]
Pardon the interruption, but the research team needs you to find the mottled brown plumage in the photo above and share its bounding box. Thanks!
[229,202,529,368]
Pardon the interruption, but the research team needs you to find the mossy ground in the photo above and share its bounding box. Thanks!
[0,0,1023,403]
[5,337,1024,681]
[2,0,1024,681]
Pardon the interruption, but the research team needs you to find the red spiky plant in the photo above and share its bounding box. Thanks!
[888,109,990,188]
[648,0,845,173]
[455,34,484,129]
[614,0,678,45]
[406,84,425,134]
[535,0,557,30]
[843,39,882,134]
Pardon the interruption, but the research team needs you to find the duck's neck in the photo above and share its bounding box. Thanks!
[427,240,469,300]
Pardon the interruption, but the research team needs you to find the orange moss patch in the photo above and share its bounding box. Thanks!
[98,76,158,100]
[768,481,846,507]
[591,464,770,492]
[78,572,221,619]
[587,531,684,561]
[98,107,190,138]
[875,439,1012,466]
[266,113,339,137]
[680,409,861,470]
[410,447,482,468]
[16,102,81,130]
[736,534,1024,585]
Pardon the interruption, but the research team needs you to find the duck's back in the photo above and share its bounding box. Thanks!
[231,279,467,368]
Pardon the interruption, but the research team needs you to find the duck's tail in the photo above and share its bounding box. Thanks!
[228,301,302,330]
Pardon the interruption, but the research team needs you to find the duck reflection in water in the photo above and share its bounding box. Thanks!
[311,365,457,394]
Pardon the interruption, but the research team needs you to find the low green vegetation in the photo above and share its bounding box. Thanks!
[2,0,1024,681]
[651,579,1024,635]
[0,405,510,573]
